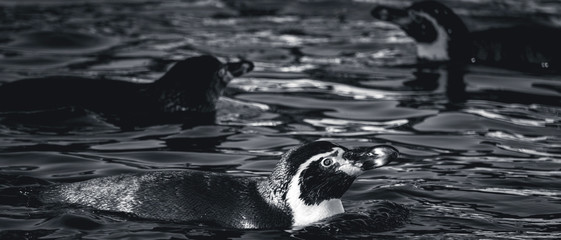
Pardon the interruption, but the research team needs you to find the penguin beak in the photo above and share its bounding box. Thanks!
[344,145,398,171]
[371,5,413,29]
[226,59,254,77]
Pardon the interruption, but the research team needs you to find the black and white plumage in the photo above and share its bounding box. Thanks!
[39,141,399,229]
[0,55,254,127]
[371,1,561,72]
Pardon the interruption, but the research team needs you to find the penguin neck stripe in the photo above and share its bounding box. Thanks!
[415,12,450,61]
[286,147,346,227]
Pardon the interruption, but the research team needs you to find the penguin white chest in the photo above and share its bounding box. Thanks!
[289,198,344,227]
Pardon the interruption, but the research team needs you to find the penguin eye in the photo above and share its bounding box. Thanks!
[320,158,333,167]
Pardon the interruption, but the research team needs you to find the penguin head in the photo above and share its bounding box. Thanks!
[268,141,398,226]
[371,1,469,62]
[154,55,254,112]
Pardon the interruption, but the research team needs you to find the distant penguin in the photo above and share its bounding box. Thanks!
[39,141,401,229]
[371,1,561,72]
[0,55,254,127]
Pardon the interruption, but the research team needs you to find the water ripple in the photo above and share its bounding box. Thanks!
[1,0,561,239]
[232,78,406,100]
[465,109,555,127]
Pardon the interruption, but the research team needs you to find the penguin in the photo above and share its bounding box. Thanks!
[0,55,254,127]
[371,1,561,72]
[39,141,399,229]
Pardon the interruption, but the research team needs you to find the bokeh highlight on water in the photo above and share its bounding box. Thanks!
[1,0,561,239]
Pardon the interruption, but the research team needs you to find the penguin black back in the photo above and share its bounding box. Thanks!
[41,171,291,229]
[0,55,254,127]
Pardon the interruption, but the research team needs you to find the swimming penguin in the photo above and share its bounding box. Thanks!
[371,1,561,72]
[39,141,399,229]
[0,55,254,127]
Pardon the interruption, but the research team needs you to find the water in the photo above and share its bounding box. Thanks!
[1,0,561,239]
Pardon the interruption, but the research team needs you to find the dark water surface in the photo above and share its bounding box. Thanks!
[1,0,561,239]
